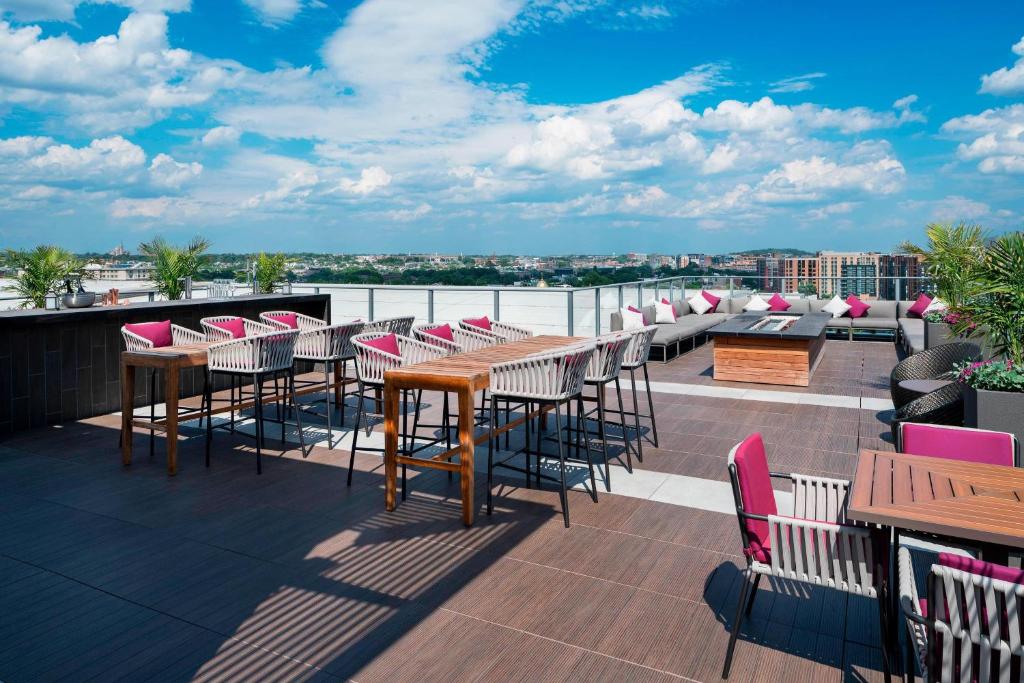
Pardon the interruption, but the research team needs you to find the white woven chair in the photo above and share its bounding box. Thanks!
[200,315,276,342]
[898,546,1024,682]
[203,329,305,474]
[459,317,531,343]
[723,432,891,679]
[580,332,634,491]
[347,332,446,494]
[361,315,415,337]
[486,342,597,528]
[262,312,364,448]
[616,324,659,461]
[412,323,495,354]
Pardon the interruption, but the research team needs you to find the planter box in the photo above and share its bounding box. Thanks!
[924,321,956,349]
[964,386,1024,445]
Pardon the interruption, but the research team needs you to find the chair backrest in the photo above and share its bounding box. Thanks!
[294,320,364,361]
[727,433,777,564]
[351,331,443,384]
[200,316,275,341]
[899,423,1019,467]
[586,333,630,383]
[489,343,596,401]
[122,320,172,350]
[207,329,299,374]
[621,324,658,368]
[362,316,414,337]
[412,323,495,355]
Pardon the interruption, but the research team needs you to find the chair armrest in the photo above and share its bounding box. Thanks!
[296,313,326,330]
[398,336,448,365]
[788,473,852,523]
[243,319,276,336]
[171,325,205,345]
[491,320,531,341]
[121,328,154,351]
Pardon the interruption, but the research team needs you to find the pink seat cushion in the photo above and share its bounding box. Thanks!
[939,553,1024,584]
[465,316,492,331]
[731,433,777,562]
[907,293,932,318]
[767,293,791,312]
[845,296,871,318]
[701,290,721,313]
[424,323,455,342]
[210,317,246,339]
[265,312,298,329]
[125,320,173,348]
[363,333,401,357]
[902,424,1015,467]
[627,305,649,325]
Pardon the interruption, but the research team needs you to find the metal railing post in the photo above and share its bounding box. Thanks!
[368,287,375,321]
[729,279,734,300]
[895,278,902,302]
[636,283,642,307]
[617,285,624,310]
[493,289,500,321]
[427,288,435,324]
[567,290,574,336]
[594,287,601,336]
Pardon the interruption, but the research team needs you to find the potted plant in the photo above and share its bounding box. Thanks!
[5,245,81,309]
[139,236,210,301]
[253,252,287,294]
[923,310,974,348]
[952,231,1024,442]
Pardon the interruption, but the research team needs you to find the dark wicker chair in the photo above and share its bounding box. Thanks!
[889,382,965,445]
[889,342,980,410]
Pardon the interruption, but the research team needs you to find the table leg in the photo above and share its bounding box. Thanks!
[384,381,399,512]
[333,361,343,407]
[121,360,135,466]
[458,387,475,527]
[165,364,180,476]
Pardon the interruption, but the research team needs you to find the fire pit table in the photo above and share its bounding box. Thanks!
[706,312,831,387]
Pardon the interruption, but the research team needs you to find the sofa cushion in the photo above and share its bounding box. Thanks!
[620,307,645,330]
[744,294,771,312]
[907,293,932,318]
[899,318,924,353]
[724,296,749,314]
[825,316,852,328]
[688,292,714,315]
[786,299,811,314]
[823,295,852,318]
[655,299,677,323]
[672,298,691,316]
[701,290,722,312]
[651,325,683,345]
[852,317,897,329]
[125,320,173,347]
[866,300,897,319]
[845,295,870,318]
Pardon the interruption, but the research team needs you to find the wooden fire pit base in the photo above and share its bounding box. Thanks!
[707,313,830,387]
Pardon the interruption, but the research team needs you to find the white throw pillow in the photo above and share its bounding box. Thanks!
[653,299,676,323]
[822,295,852,319]
[620,307,645,330]
[743,294,771,312]
[687,293,713,315]
[923,296,947,314]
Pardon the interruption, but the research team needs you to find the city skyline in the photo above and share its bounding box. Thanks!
[0,1,1023,253]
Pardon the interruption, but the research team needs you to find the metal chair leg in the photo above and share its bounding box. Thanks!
[578,395,597,502]
[596,390,611,492]
[324,363,333,449]
[347,383,363,486]
[642,362,658,449]
[204,369,213,468]
[149,369,156,458]
[744,574,761,615]
[524,400,532,489]
[229,375,236,434]
[443,392,453,482]
[628,367,645,462]
[554,401,570,528]
[254,373,264,475]
[339,359,348,427]
[290,369,306,457]
[487,395,496,515]
[722,569,753,679]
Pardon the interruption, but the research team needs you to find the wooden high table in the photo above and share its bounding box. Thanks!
[383,335,582,526]
[121,343,348,475]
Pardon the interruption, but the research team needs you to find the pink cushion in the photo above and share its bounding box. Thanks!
[125,320,173,348]
[731,433,777,562]
[901,424,1015,467]
[767,293,791,312]
[660,297,679,321]
[845,296,871,318]
[363,333,401,357]
[939,553,1024,584]
[424,323,455,342]
[265,312,298,329]
[701,290,721,313]
[907,293,932,318]
[627,305,650,325]
[464,316,492,331]
[210,317,246,339]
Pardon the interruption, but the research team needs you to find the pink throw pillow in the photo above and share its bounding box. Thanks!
[767,293,791,312]
[845,296,871,318]
[424,323,455,342]
[627,305,649,325]
[907,293,932,318]
[266,312,298,329]
[363,333,401,357]
[125,320,173,348]
[465,316,492,331]
[701,290,721,313]
[211,317,246,339]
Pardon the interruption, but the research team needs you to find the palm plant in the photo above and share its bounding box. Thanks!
[5,245,81,308]
[253,252,287,294]
[139,236,210,301]
[899,223,987,307]
[950,231,1024,367]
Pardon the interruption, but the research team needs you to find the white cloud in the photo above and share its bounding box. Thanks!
[980,36,1024,95]
[699,96,924,135]
[755,155,905,203]
[149,153,202,188]
[201,125,241,147]
[29,136,146,175]
[0,0,190,22]
[110,195,199,219]
[0,135,54,157]
[621,185,667,210]
[702,142,739,174]
[246,168,319,207]
[241,0,303,25]
[385,202,432,222]
[768,72,826,94]
[337,166,392,195]
[506,115,614,179]
[807,201,856,220]
[944,104,1024,174]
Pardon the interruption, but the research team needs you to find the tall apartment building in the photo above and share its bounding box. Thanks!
[878,254,927,300]
[782,257,819,294]
[818,252,881,297]
[755,255,783,292]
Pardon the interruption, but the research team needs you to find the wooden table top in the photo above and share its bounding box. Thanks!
[122,342,213,368]
[848,449,1024,549]
[385,335,584,392]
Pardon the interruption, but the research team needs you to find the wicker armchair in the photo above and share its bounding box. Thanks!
[613,324,660,460]
[412,323,495,354]
[889,342,980,410]
[889,381,965,445]
[459,316,531,343]
[361,316,415,337]
[200,316,276,342]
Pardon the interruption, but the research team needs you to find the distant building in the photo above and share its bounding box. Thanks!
[109,243,129,257]
[878,254,926,300]
[782,257,819,294]
[818,252,880,297]
[81,262,154,281]
[755,256,784,292]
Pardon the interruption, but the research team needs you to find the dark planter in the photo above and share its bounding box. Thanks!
[964,386,1024,445]
[924,321,956,349]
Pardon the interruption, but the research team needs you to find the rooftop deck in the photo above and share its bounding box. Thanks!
[0,338,899,681]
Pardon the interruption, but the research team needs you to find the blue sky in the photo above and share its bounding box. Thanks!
[0,0,1022,254]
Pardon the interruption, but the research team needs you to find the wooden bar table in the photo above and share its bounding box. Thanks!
[382,335,582,526]
[121,343,351,475]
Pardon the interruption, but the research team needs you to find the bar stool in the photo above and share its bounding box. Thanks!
[347,332,446,495]
[260,311,364,447]
[487,342,597,527]
[459,316,531,342]
[579,332,634,491]
[203,328,306,474]
[200,315,278,432]
[617,325,660,460]
[120,320,206,454]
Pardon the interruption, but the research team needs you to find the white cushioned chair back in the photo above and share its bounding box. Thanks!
[362,316,415,337]
[489,343,596,401]
[207,329,299,374]
[586,333,631,383]
[294,320,364,361]
[200,316,275,342]
[621,325,658,368]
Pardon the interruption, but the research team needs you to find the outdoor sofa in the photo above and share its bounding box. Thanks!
[611,296,923,362]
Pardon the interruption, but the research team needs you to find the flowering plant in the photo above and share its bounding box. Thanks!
[957,359,1024,393]
[924,309,976,330]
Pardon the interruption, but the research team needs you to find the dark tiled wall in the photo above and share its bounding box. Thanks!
[0,294,330,436]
